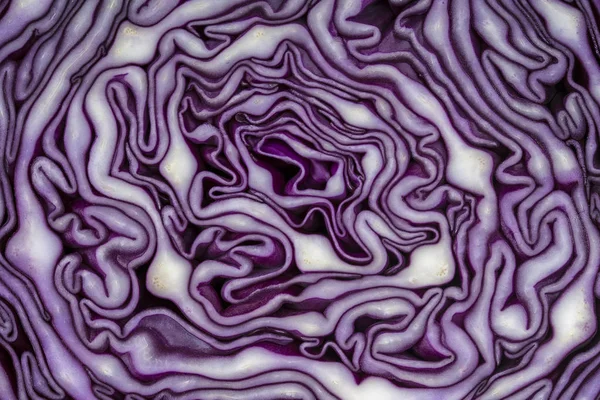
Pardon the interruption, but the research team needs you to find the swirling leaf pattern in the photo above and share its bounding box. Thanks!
[1,0,600,399]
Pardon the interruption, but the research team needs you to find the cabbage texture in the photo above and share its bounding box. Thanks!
[1,0,600,399]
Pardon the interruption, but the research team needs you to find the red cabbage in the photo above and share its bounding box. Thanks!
[1,0,599,399]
